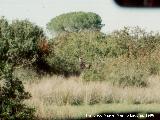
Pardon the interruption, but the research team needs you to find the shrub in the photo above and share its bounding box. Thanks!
[81,59,106,81]
[105,57,148,87]
[0,17,45,66]
[145,46,160,75]
[0,17,44,119]
[45,26,160,87]
[0,65,35,120]
[105,28,132,58]
[45,31,107,76]
[105,27,160,58]
[81,27,160,86]
[82,56,148,87]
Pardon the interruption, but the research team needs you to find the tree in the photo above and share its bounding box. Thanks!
[47,12,104,34]
[0,17,45,119]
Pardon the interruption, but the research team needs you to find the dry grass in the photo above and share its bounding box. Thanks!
[24,75,160,119]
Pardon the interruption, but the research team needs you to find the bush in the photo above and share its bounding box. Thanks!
[82,56,148,87]
[105,28,132,58]
[83,49,160,87]
[44,27,160,87]
[0,17,45,66]
[0,17,44,119]
[45,31,107,76]
[0,65,35,120]
[106,57,148,87]
[105,27,160,58]
[81,59,105,81]
[45,26,160,87]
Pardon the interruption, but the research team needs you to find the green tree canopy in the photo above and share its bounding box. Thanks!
[0,18,45,65]
[47,12,104,34]
[0,17,45,119]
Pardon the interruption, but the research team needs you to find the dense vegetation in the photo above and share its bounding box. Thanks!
[0,17,44,119]
[45,31,106,76]
[2,11,160,119]
[44,27,160,87]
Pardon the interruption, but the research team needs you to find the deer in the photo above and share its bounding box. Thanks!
[38,37,49,55]
[79,57,91,70]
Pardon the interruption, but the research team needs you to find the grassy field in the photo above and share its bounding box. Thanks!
[23,75,160,119]
[28,104,160,119]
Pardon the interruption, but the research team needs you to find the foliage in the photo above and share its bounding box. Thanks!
[47,12,103,34]
[105,27,132,57]
[104,27,160,58]
[81,27,160,86]
[45,26,160,87]
[82,59,106,81]
[0,17,45,67]
[0,65,35,120]
[45,31,107,76]
[103,57,148,87]
[0,17,44,119]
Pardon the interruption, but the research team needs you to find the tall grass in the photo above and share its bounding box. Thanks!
[24,75,160,119]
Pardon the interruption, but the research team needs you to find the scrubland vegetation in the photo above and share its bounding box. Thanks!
[24,75,160,119]
[1,12,160,119]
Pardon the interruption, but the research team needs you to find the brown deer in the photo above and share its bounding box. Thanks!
[38,38,49,55]
[79,57,91,70]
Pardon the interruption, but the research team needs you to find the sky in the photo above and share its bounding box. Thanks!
[1,0,160,36]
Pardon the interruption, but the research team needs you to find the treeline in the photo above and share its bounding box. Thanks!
[44,27,160,87]
[1,12,160,119]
